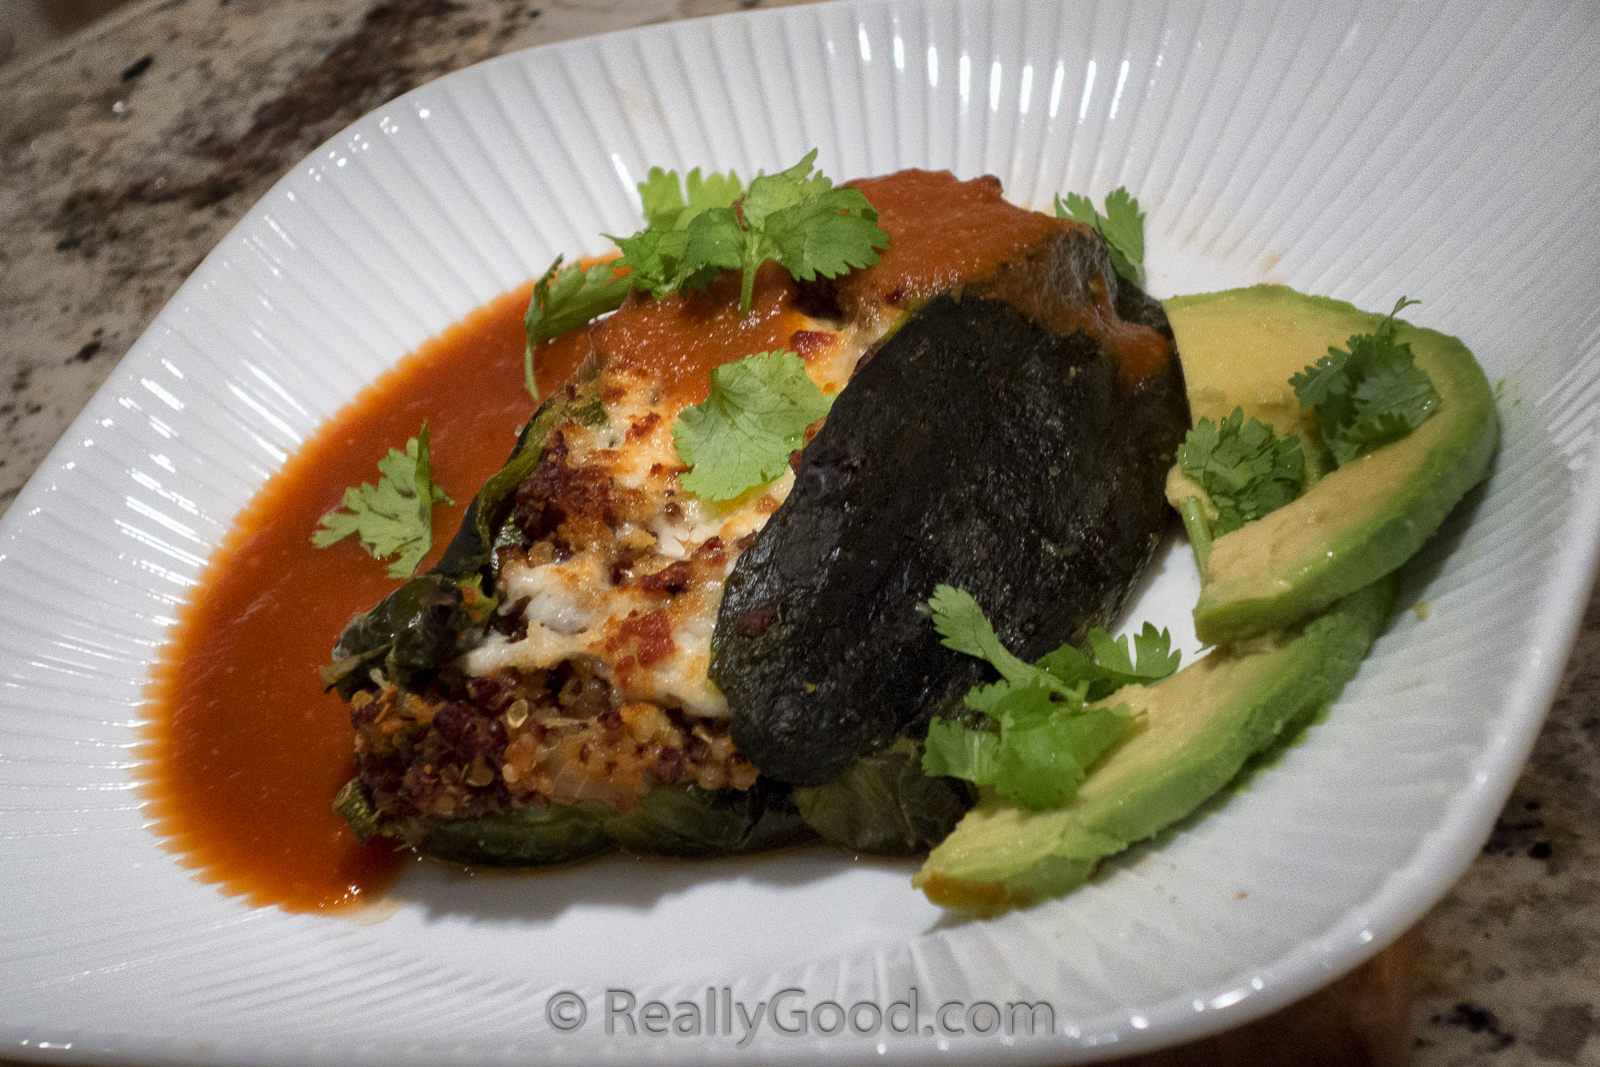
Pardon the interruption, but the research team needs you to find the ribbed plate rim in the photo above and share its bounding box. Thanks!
[1,0,1598,1063]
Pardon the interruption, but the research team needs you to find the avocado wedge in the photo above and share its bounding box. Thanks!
[1163,286,1497,645]
[912,575,1397,917]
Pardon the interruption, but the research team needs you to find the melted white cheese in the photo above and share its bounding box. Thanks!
[462,319,881,720]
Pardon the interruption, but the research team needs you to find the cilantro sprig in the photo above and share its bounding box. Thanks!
[520,153,890,400]
[311,422,454,579]
[672,349,834,501]
[522,256,629,397]
[1175,408,1306,570]
[611,150,890,315]
[1055,187,1146,287]
[921,586,1179,810]
[1290,297,1440,465]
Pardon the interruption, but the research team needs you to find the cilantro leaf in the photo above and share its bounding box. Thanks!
[617,166,748,299]
[637,167,689,225]
[671,349,833,500]
[676,207,746,284]
[686,168,746,218]
[637,165,744,228]
[761,187,889,280]
[926,585,1068,694]
[1291,297,1440,465]
[1178,407,1307,538]
[923,717,1004,783]
[1084,623,1183,693]
[741,153,829,224]
[1027,642,1097,690]
[611,204,742,299]
[1287,348,1350,409]
[523,256,630,398]
[312,422,454,579]
[923,684,1135,810]
[1088,626,1157,678]
[1344,356,1440,445]
[920,586,1176,809]
[1055,186,1146,286]
[610,226,690,299]
[931,584,1179,702]
[1056,192,1097,227]
[1032,625,1181,701]
[1095,188,1146,285]
[611,150,889,315]
[996,704,1134,809]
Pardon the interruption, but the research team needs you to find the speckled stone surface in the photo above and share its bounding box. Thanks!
[1,1,1597,1062]
[1409,590,1600,1066]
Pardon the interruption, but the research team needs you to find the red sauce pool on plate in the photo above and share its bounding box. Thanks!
[140,284,537,912]
[138,268,811,912]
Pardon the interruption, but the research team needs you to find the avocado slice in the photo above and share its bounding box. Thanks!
[912,575,1397,917]
[1163,286,1497,645]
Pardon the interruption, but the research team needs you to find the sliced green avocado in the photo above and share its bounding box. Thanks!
[911,575,1397,917]
[1162,285,1498,645]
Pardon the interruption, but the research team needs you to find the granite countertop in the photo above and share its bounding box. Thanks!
[1,0,1596,1063]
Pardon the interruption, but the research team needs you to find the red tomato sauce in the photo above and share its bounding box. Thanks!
[139,284,538,912]
[839,170,1068,312]
[838,170,1172,386]
[137,269,815,913]
[552,262,810,404]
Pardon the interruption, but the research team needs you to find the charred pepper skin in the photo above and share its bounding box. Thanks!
[713,230,1189,787]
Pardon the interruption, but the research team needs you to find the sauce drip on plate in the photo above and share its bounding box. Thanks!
[140,285,537,912]
[140,272,815,911]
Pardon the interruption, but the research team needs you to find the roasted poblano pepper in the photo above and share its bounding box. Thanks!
[327,200,1185,871]
[713,228,1189,786]
[794,742,977,856]
[336,777,817,865]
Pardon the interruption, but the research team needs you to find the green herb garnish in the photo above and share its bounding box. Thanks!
[612,150,890,315]
[671,349,834,501]
[1290,296,1440,465]
[1042,624,1186,696]
[520,154,890,400]
[637,164,746,229]
[522,256,629,398]
[920,586,1179,810]
[1055,186,1146,287]
[1175,407,1307,569]
[311,422,453,579]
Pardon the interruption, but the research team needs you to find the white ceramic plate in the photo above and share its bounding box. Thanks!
[3,0,1599,1063]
